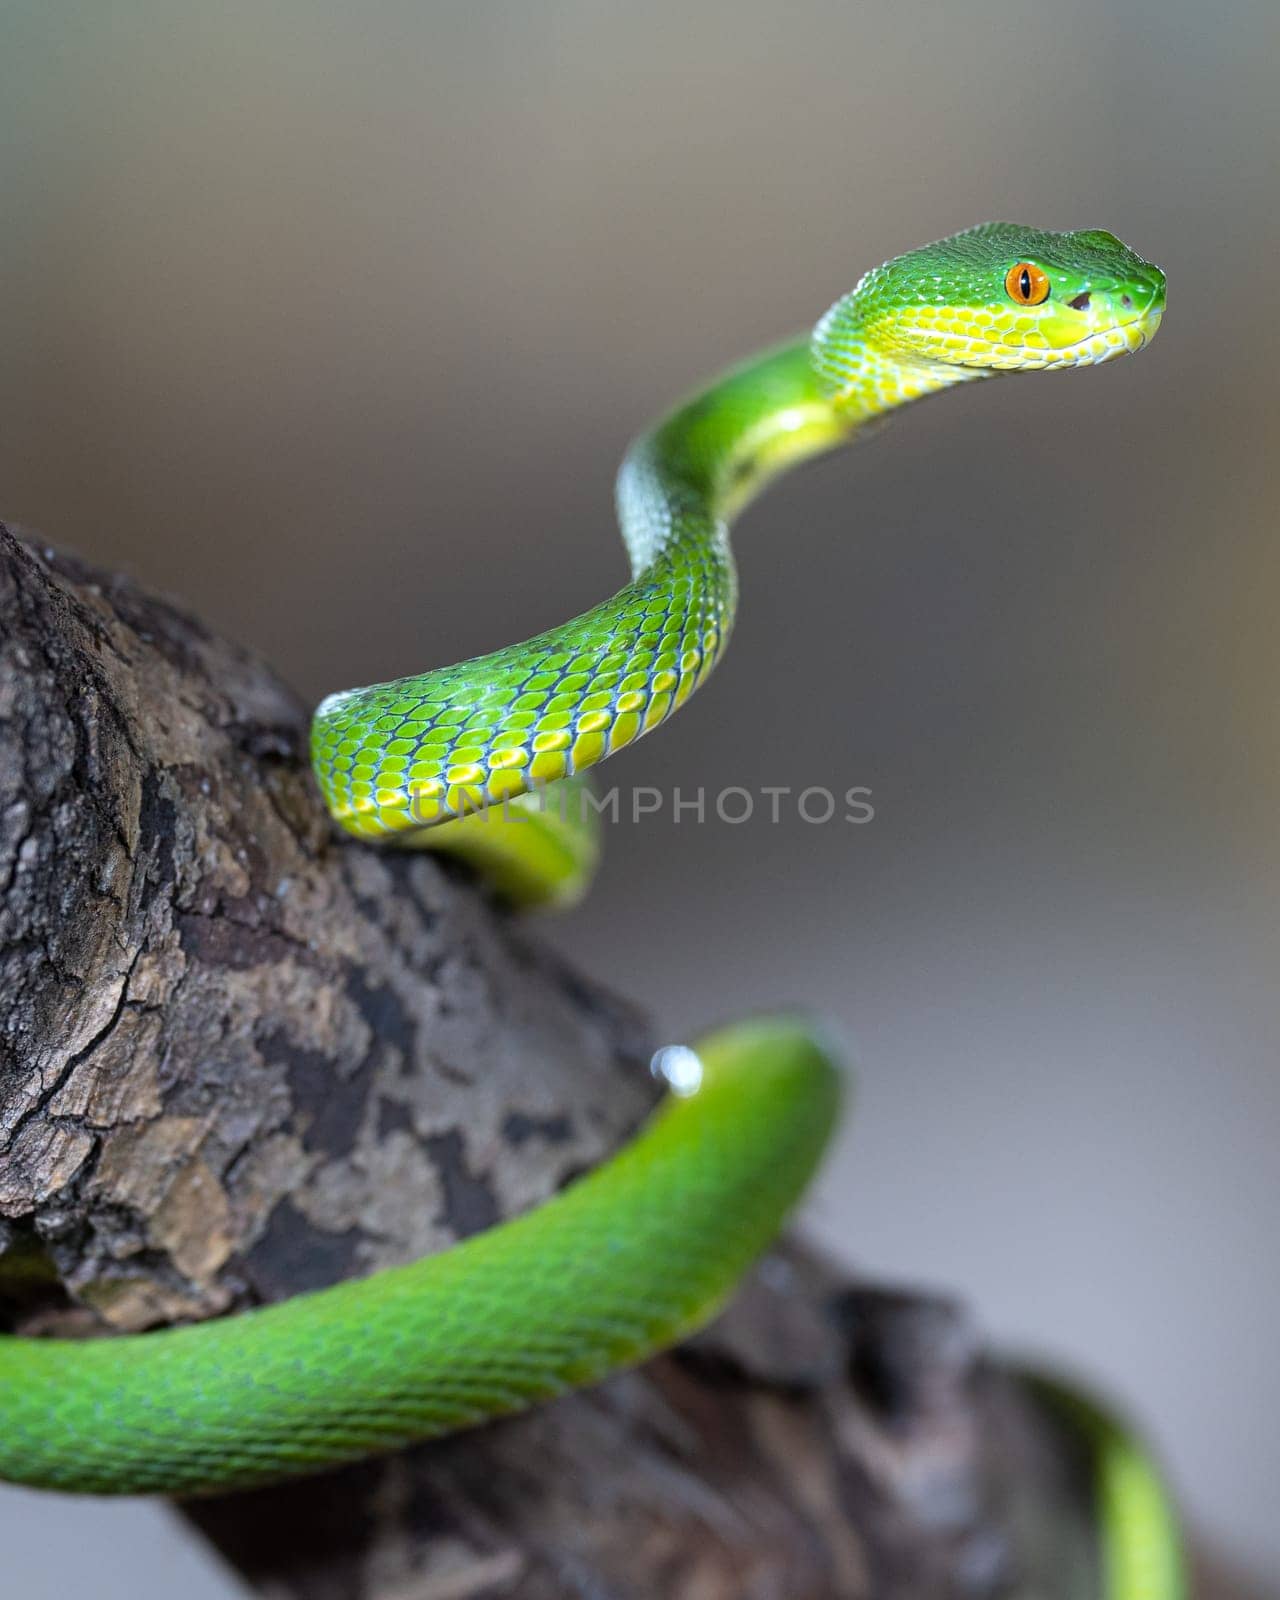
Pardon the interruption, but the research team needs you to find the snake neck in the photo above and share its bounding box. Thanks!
[623,296,988,571]
[618,339,845,560]
[811,288,988,424]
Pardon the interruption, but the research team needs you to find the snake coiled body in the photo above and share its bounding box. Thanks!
[0,221,1181,1598]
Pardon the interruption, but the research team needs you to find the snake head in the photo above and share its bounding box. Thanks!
[822,223,1165,381]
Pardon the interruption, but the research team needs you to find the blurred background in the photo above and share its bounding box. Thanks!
[1,1,1277,1593]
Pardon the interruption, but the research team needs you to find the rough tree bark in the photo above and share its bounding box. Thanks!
[0,523,1139,1599]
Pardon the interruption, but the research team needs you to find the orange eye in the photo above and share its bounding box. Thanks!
[1005,261,1050,305]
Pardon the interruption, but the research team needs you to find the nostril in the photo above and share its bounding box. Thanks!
[1067,291,1091,311]
[1121,294,1133,308]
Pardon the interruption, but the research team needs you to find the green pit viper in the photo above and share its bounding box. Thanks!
[0,223,1182,1597]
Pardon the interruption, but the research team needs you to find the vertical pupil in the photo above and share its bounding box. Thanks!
[1019,267,1032,301]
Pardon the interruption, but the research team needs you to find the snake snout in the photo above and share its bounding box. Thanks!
[1134,265,1167,317]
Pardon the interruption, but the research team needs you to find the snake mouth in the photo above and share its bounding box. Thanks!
[958,302,1163,370]
[1064,277,1165,347]
[1069,311,1159,350]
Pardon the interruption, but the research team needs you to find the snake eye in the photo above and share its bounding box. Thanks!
[1005,261,1050,306]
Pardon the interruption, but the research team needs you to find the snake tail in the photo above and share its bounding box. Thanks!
[1029,1369,1188,1599]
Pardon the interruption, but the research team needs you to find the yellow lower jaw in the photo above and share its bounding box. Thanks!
[985,311,1160,370]
[880,303,1162,374]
